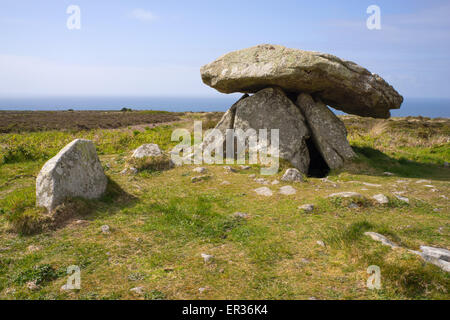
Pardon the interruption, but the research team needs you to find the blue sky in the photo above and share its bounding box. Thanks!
[0,0,449,98]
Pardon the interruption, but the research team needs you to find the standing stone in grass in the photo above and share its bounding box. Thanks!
[296,93,355,169]
[36,139,108,212]
[281,168,304,183]
[132,143,162,158]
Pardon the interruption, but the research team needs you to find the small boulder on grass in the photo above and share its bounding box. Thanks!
[193,167,207,174]
[281,168,304,183]
[132,144,162,158]
[299,204,314,212]
[372,194,389,205]
[127,154,174,173]
[126,143,174,173]
[191,175,210,183]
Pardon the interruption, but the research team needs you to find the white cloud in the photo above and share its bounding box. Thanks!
[130,9,157,22]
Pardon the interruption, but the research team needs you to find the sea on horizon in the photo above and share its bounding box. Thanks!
[0,96,448,118]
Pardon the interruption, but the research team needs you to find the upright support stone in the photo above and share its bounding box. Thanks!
[233,87,311,173]
[296,93,355,169]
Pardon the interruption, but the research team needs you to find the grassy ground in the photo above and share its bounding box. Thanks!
[0,113,448,300]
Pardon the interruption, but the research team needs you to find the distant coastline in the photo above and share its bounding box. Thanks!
[0,96,448,118]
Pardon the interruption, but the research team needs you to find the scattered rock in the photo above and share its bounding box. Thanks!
[193,167,207,174]
[271,180,280,185]
[299,204,314,212]
[420,246,450,262]
[395,195,410,203]
[220,181,231,185]
[254,178,269,185]
[223,166,238,173]
[300,258,311,264]
[240,165,251,170]
[200,44,403,118]
[101,225,110,234]
[233,212,249,219]
[316,241,325,247]
[254,187,273,197]
[120,167,138,175]
[383,172,394,176]
[198,287,207,293]
[248,174,256,178]
[348,203,359,209]
[74,219,89,226]
[132,143,162,158]
[373,194,389,205]
[423,185,436,188]
[36,139,108,212]
[415,246,450,272]
[364,232,399,249]
[281,168,304,183]
[130,286,145,296]
[321,178,338,187]
[279,185,297,195]
[5,288,16,295]
[362,182,382,187]
[26,281,39,291]
[327,192,364,199]
[191,175,210,183]
[27,245,41,253]
[201,253,214,263]
[416,179,431,184]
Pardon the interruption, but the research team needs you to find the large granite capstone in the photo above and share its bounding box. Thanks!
[201,44,403,118]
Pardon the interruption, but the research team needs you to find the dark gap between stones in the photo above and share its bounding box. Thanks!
[305,138,330,178]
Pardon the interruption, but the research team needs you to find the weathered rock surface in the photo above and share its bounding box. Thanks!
[193,167,207,174]
[279,185,297,195]
[420,246,450,262]
[299,204,314,212]
[36,139,107,211]
[233,87,311,173]
[281,168,304,182]
[132,143,162,158]
[254,187,273,197]
[327,192,364,199]
[201,44,403,118]
[373,194,389,205]
[296,93,355,169]
[364,232,400,249]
